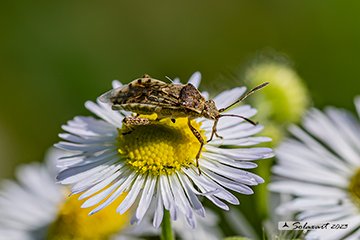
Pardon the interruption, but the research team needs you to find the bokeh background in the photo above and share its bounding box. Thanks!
[1,0,360,238]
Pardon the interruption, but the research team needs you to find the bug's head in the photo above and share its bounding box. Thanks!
[202,100,220,120]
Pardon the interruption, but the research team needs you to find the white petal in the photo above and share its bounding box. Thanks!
[268,181,347,198]
[58,133,115,144]
[135,176,157,222]
[169,174,193,218]
[176,172,205,217]
[209,136,272,146]
[85,100,124,127]
[81,174,126,209]
[71,161,122,194]
[57,156,119,185]
[276,136,352,177]
[298,204,355,220]
[153,186,164,228]
[201,91,209,100]
[117,174,146,214]
[305,215,360,240]
[187,72,201,88]
[59,150,118,168]
[275,197,348,215]
[200,105,256,130]
[87,171,137,214]
[202,151,258,169]
[206,145,274,160]
[203,169,254,195]
[55,141,115,153]
[186,166,239,205]
[213,87,247,109]
[160,175,177,220]
[205,195,229,210]
[172,77,180,84]
[355,96,360,118]
[303,108,360,167]
[112,80,122,88]
[200,160,260,185]
[326,107,360,153]
[212,124,264,140]
[271,165,348,188]
[64,116,117,136]
[347,229,360,240]
[184,214,196,229]
[78,162,125,199]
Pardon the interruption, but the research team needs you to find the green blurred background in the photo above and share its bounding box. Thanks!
[1,0,360,237]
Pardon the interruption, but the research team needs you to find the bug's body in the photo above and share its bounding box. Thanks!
[100,75,268,174]
[100,76,208,120]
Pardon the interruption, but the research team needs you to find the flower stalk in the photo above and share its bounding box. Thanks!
[161,210,174,240]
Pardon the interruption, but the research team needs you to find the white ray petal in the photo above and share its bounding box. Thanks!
[169,174,193,218]
[153,185,164,228]
[271,165,348,188]
[117,174,146,214]
[187,71,201,88]
[213,87,247,109]
[87,171,137,214]
[305,215,360,240]
[268,181,347,198]
[159,175,178,220]
[206,145,274,160]
[201,151,258,169]
[135,176,157,222]
[112,80,122,89]
[176,172,205,217]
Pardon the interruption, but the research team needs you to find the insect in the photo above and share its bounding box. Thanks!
[100,75,268,174]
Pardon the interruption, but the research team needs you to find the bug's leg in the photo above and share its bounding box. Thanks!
[207,118,223,143]
[187,119,204,175]
[122,116,155,135]
[215,132,223,139]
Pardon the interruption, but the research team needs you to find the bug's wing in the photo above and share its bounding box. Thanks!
[99,86,126,103]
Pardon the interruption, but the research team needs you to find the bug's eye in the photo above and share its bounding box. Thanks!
[204,105,208,110]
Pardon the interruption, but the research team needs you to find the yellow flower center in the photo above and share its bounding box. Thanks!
[116,114,205,175]
[349,168,360,205]
[47,189,128,240]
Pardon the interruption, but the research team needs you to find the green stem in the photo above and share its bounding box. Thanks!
[161,209,174,240]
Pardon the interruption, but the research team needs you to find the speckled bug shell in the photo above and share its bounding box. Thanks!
[100,75,207,120]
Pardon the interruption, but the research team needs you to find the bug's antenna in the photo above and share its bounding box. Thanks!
[219,114,257,126]
[219,82,269,113]
[165,76,174,83]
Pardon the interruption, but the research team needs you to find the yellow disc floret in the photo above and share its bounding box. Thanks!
[47,190,128,240]
[349,168,360,207]
[116,115,205,175]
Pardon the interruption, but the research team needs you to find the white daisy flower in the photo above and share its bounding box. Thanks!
[56,72,274,229]
[0,148,65,240]
[268,97,360,240]
[0,148,135,240]
[0,148,222,240]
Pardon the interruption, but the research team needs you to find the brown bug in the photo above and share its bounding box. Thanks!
[100,75,268,174]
